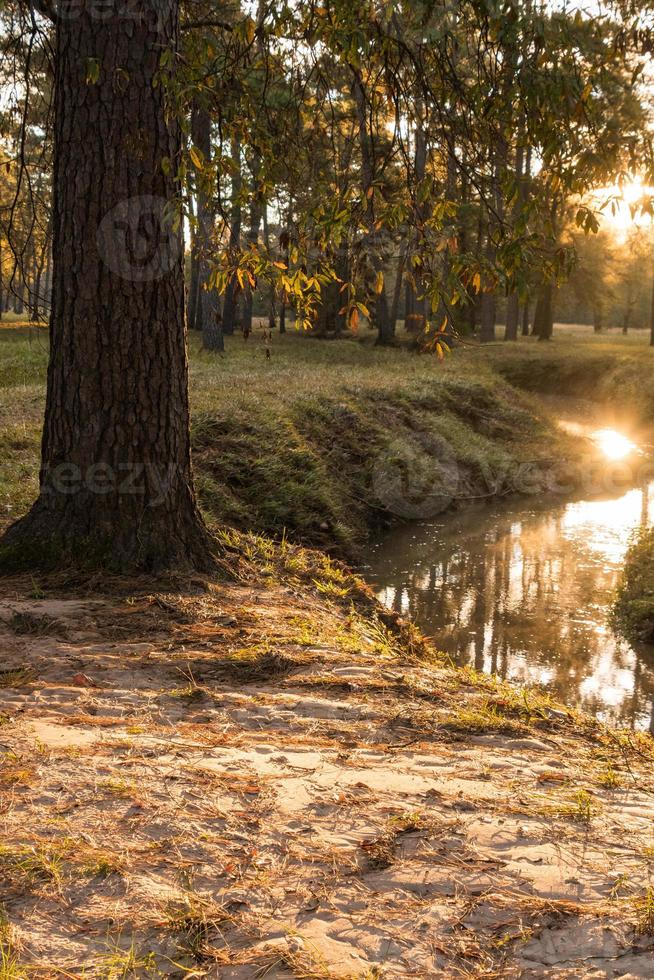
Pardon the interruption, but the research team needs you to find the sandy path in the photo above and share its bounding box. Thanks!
[0,581,653,978]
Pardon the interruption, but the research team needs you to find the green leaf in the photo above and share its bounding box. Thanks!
[86,58,100,85]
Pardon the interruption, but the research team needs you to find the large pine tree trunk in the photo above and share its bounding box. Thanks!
[0,0,211,572]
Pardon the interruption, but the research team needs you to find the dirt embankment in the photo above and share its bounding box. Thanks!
[192,375,592,559]
[1,542,653,978]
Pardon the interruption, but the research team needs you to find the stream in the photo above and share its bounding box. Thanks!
[366,427,654,731]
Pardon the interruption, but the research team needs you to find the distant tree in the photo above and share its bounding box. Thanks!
[567,231,616,334]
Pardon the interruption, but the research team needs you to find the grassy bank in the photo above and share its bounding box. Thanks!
[0,323,620,557]
[480,327,654,426]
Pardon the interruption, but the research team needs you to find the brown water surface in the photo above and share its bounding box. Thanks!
[367,471,654,730]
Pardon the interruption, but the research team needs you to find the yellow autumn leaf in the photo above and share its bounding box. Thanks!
[189,146,204,170]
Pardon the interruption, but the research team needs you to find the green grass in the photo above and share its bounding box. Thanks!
[479,326,654,423]
[635,888,654,936]
[0,843,65,890]
[2,320,653,555]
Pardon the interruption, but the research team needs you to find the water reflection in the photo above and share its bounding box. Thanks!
[367,482,654,730]
[592,428,638,460]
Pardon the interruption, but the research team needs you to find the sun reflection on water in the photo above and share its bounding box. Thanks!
[369,476,654,731]
[593,428,638,460]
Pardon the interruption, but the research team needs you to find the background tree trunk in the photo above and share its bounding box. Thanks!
[242,155,262,336]
[403,281,415,333]
[409,107,428,336]
[504,293,519,341]
[480,144,504,344]
[533,283,554,341]
[389,243,407,336]
[0,0,211,571]
[505,137,526,342]
[278,209,291,334]
[14,276,24,315]
[222,135,242,336]
[352,68,393,345]
[187,192,199,330]
[480,291,496,343]
[191,103,222,351]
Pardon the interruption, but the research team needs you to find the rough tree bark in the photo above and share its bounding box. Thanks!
[0,0,212,571]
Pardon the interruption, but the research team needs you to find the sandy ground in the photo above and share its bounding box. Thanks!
[1,576,654,978]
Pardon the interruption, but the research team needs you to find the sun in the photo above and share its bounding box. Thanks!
[594,175,654,238]
[592,428,637,460]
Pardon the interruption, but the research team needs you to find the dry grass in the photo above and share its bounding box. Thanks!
[0,564,651,976]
